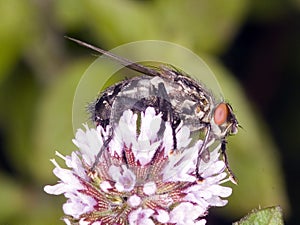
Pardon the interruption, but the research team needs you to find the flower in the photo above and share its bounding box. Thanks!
[44,107,233,225]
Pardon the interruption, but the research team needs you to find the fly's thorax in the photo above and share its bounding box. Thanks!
[153,75,214,134]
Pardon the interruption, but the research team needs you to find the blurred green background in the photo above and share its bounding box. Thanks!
[0,0,299,224]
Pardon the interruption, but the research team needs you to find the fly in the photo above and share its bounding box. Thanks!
[66,36,239,183]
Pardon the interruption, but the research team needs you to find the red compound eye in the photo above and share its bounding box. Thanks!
[214,103,229,125]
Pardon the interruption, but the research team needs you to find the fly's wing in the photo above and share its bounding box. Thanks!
[66,36,162,77]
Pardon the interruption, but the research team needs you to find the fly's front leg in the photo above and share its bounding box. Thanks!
[221,139,238,184]
[157,82,179,151]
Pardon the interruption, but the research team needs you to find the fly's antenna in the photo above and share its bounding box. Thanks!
[65,36,161,77]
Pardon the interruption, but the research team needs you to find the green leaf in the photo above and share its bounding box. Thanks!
[233,206,284,225]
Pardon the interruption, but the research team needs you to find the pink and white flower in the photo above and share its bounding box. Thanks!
[44,107,233,224]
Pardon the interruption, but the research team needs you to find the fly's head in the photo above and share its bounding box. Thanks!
[211,102,239,139]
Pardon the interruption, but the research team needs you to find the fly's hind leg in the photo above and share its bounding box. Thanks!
[90,127,114,172]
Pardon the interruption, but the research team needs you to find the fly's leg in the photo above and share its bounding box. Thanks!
[195,123,211,180]
[157,82,179,151]
[91,127,113,172]
[221,139,238,184]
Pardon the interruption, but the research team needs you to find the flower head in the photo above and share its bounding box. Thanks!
[44,107,232,224]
